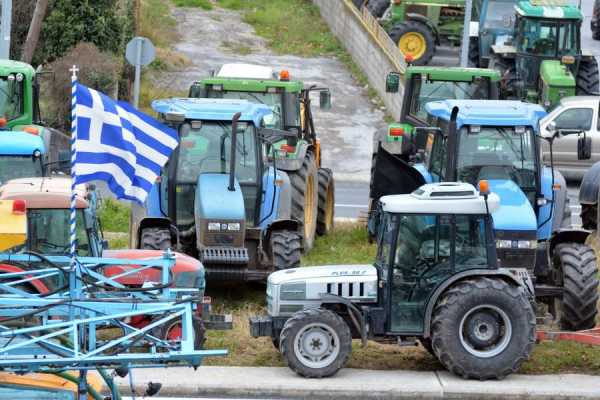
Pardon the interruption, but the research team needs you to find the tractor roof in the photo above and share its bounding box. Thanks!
[380,183,500,215]
[515,0,582,19]
[0,177,88,209]
[199,63,304,92]
[425,100,547,129]
[0,60,35,78]
[405,66,501,82]
[152,98,272,127]
[0,130,45,155]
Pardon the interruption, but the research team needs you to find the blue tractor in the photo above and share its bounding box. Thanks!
[129,98,303,281]
[370,99,599,331]
[0,130,45,185]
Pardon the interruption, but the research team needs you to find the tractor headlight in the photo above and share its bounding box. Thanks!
[496,240,537,249]
[208,222,221,231]
[517,240,537,249]
[280,283,306,300]
[496,240,513,248]
[227,223,241,231]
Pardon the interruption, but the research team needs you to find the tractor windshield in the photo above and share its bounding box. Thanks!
[409,78,491,121]
[26,209,90,256]
[175,121,259,226]
[208,90,283,129]
[482,0,516,29]
[0,156,43,186]
[0,75,23,121]
[457,126,536,192]
[517,18,578,57]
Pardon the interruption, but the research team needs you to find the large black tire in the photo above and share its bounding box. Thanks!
[576,58,600,95]
[489,56,518,99]
[280,309,352,378]
[140,227,172,250]
[581,204,597,231]
[288,151,319,252]
[389,20,436,66]
[553,243,599,331]
[271,230,302,270]
[366,0,389,17]
[468,37,479,67]
[317,168,335,236]
[431,278,535,380]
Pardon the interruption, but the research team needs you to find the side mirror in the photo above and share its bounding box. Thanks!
[547,121,556,134]
[386,72,401,93]
[319,90,332,110]
[101,239,110,250]
[578,133,592,160]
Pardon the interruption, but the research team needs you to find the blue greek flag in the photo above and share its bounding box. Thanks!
[73,84,179,203]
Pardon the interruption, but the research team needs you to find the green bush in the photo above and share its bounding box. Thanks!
[173,0,213,9]
[98,198,131,233]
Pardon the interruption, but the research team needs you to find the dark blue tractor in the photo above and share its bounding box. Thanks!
[468,0,517,67]
[130,98,303,281]
[370,99,599,331]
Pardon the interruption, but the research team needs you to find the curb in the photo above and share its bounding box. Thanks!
[115,367,600,399]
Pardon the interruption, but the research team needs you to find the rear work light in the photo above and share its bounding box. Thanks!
[12,199,26,215]
[389,127,404,137]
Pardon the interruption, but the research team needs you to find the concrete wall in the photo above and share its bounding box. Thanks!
[312,0,405,120]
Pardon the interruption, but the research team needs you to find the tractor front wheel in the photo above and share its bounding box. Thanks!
[576,58,600,95]
[280,308,352,378]
[317,168,335,236]
[140,227,172,250]
[389,21,435,66]
[289,151,319,251]
[271,230,302,270]
[553,243,599,331]
[431,278,535,380]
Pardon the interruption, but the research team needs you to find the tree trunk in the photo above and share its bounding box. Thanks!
[20,0,49,64]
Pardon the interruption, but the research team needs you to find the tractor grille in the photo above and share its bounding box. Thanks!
[201,247,249,265]
[497,248,536,270]
[326,282,367,298]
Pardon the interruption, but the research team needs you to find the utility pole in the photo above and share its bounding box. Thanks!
[459,0,473,67]
[0,0,12,60]
[21,0,49,64]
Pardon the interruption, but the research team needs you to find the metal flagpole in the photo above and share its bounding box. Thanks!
[69,64,89,400]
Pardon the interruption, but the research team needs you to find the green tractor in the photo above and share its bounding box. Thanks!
[363,0,467,65]
[484,0,599,108]
[188,64,334,251]
[371,65,500,196]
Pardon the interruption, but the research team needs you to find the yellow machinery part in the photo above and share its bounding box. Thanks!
[0,372,103,399]
[0,200,26,252]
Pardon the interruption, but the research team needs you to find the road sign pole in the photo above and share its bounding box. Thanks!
[133,38,142,109]
[0,0,12,60]
[460,0,473,67]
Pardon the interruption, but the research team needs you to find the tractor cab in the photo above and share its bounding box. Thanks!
[0,60,42,130]
[470,0,518,67]
[0,130,44,186]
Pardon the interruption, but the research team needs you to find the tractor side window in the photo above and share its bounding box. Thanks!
[429,133,447,180]
[390,214,452,332]
[553,108,593,131]
[376,213,395,267]
[27,209,90,256]
[0,76,23,121]
[518,18,559,56]
[454,215,488,269]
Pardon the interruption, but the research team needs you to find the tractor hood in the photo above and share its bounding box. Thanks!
[488,179,537,234]
[268,264,377,286]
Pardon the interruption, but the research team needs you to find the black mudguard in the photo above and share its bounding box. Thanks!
[579,161,600,205]
[370,145,425,200]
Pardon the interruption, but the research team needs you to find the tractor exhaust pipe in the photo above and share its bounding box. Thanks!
[228,112,242,192]
[446,106,459,182]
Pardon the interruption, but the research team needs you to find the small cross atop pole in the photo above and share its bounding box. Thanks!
[69,65,79,81]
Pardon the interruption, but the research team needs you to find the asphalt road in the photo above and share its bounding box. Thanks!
[334,0,600,220]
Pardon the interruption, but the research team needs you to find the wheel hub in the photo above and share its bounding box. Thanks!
[466,312,500,347]
[459,305,512,358]
[398,32,426,60]
[294,322,340,368]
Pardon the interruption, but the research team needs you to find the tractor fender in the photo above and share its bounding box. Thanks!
[550,170,568,234]
[579,161,600,205]
[0,264,50,294]
[422,269,524,338]
[406,13,440,45]
[275,141,313,172]
[137,217,178,249]
[548,229,591,257]
[275,171,293,220]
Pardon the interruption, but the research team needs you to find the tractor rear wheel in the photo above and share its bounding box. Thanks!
[431,278,535,380]
[289,151,319,251]
[317,168,335,236]
[468,37,479,67]
[489,56,518,99]
[367,0,389,17]
[389,21,435,66]
[553,243,599,331]
[140,227,172,250]
[576,58,600,95]
[280,308,352,378]
[271,230,302,270]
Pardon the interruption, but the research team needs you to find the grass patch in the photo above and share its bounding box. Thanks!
[221,40,253,55]
[173,0,213,9]
[302,222,376,266]
[139,0,179,48]
[98,199,130,233]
